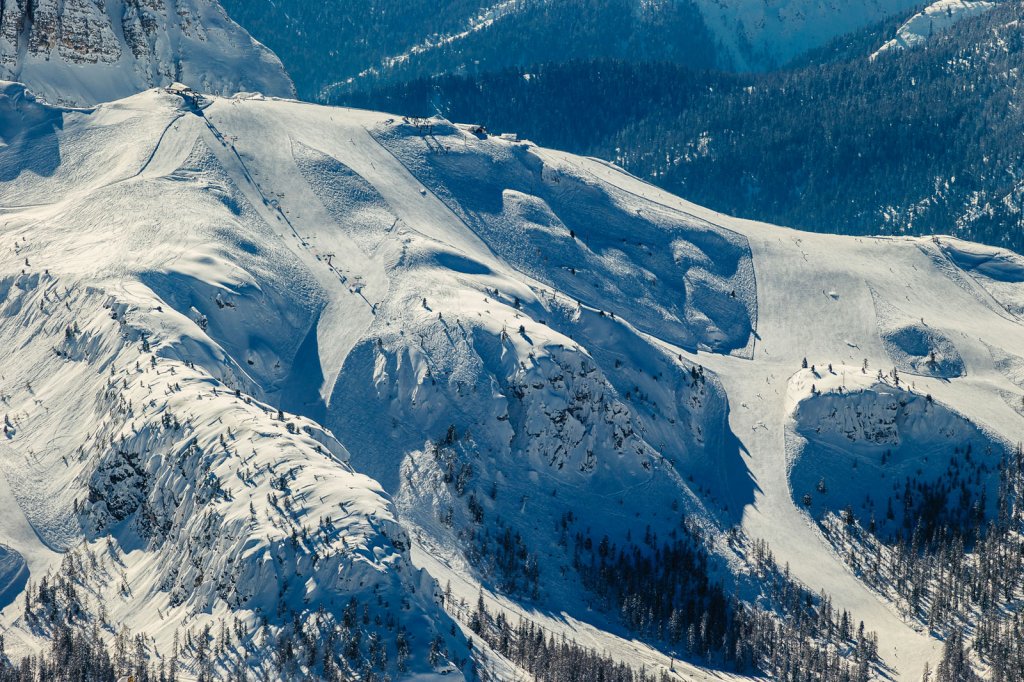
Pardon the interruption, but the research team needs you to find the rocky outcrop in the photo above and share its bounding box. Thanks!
[0,0,293,105]
[0,0,25,75]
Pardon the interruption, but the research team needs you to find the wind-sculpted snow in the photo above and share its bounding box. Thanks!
[874,0,998,56]
[287,117,752,615]
[0,284,465,674]
[138,138,327,404]
[6,83,1024,679]
[789,377,1005,535]
[372,119,757,356]
[0,545,27,610]
[0,86,466,679]
[938,237,1024,317]
[879,325,965,378]
[0,82,63,181]
[0,84,754,678]
[871,288,965,378]
[329,301,746,606]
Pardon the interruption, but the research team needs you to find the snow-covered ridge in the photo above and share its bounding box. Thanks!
[0,80,758,678]
[0,0,293,106]
[873,0,999,56]
[3,81,1024,679]
[0,83,463,679]
[693,0,922,69]
[333,0,532,93]
[322,0,927,96]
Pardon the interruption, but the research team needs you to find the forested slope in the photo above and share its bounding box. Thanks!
[341,1,1024,253]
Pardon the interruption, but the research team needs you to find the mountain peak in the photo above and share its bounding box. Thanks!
[0,0,293,106]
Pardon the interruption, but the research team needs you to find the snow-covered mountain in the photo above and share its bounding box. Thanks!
[0,0,293,106]
[221,0,927,101]
[2,80,1024,679]
[693,0,922,68]
[873,0,1000,56]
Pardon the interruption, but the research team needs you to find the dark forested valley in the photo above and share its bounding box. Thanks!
[338,2,1024,253]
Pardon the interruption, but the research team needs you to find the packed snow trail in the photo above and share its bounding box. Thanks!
[196,98,521,416]
[5,86,1024,679]
[551,153,1024,679]
[179,99,384,414]
[193,106,1022,679]
[689,234,939,681]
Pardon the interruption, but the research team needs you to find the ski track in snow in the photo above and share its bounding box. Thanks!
[559,154,1024,680]
[1,86,1024,679]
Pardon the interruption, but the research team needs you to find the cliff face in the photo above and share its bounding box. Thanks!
[0,0,293,106]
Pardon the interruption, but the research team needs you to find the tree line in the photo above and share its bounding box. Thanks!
[341,1,1024,254]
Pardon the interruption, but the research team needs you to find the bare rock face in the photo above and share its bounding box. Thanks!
[55,0,123,64]
[12,0,121,63]
[122,0,176,83]
[0,1,25,74]
[0,0,293,106]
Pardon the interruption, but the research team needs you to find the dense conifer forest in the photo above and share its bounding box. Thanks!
[341,2,1024,253]
[219,0,716,100]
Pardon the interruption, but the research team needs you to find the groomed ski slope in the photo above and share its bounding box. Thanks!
[564,156,1024,681]
[1,83,1024,679]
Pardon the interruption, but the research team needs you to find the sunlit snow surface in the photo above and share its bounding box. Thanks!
[0,0,293,107]
[1,82,1024,679]
[874,0,998,56]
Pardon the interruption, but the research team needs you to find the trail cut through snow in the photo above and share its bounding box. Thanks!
[0,83,1023,680]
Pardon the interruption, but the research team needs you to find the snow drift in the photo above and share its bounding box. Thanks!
[1,80,1024,680]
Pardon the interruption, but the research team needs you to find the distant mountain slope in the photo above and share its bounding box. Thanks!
[217,0,496,99]
[220,0,720,100]
[693,0,921,68]
[221,0,923,101]
[343,1,1024,254]
[873,0,1000,55]
[0,0,293,106]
